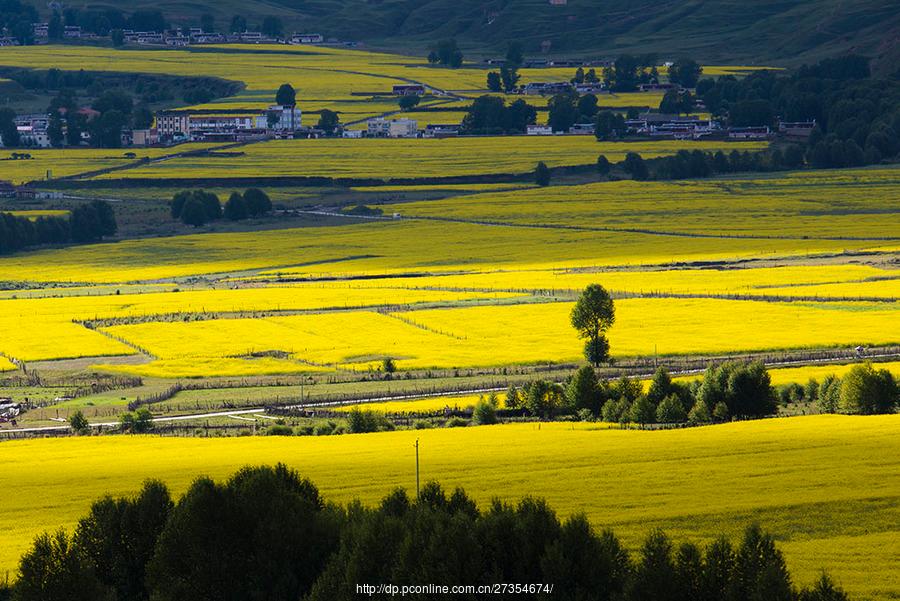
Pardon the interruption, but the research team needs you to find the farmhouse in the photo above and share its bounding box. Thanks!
[392,84,426,96]
[728,126,772,140]
[522,82,572,95]
[779,120,817,140]
[527,125,553,135]
[366,118,418,138]
[291,33,324,44]
[423,124,460,138]
[14,113,51,148]
[0,180,17,198]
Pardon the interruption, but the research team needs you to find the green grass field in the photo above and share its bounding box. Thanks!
[1,415,898,599]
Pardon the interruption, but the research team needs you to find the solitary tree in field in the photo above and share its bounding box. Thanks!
[535,161,551,186]
[571,284,615,366]
[276,83,296,107]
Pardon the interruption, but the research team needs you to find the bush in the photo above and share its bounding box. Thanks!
[473,398,498,425]
[69,410,90,435]
[818,374,841,413]
[445,416,469,428]
[224,192,248,221]
[313,421,335,436]
[839,362,898,414]
[243,188,272,216]
[535,161,551,186]
[347,408,389,434]
[267,424,294,436]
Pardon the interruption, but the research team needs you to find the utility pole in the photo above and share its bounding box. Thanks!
[414,438,420,499]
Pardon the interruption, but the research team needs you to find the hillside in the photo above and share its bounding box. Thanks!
[41,0,900,67]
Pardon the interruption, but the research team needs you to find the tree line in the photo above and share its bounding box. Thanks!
[2,464,851,601]
[695,55,899,168]
[0,200,116,254]
[170,188,272,227]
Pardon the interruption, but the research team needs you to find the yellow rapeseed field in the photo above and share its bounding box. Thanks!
[0,286,518,362]
[0,145,222,184]
[93,298,899,376]
[384,168,900,240]
[90,138,766,181]
[331,393,504,414]
[0,416,897,599]
[3,220,879,284]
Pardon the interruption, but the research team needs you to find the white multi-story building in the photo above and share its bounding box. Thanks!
[254,105,303,130]
[156,111,190,137]
[388,119,418,138]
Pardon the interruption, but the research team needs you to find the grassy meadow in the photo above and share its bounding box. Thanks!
[1,416,898,599]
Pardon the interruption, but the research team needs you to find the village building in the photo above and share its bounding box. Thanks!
[291,33,324,44]
[527,124,553,135]
[392,84,426,96]
[155,111,191,138]
[728,126,772,140]
[423,124,460,138]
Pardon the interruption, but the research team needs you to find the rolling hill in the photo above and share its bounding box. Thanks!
[38,0,900,67]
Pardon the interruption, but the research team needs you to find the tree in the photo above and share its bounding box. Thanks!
[69,410,90,435]
[146,465,339,601]
[14,531,112,601]
[243,188,272,216]
[627,530,678,600]
[48,114,65,147]
[595,110,626,141]
[584,336,611,366]
[427,50,439,64]
[629,395,656,425]
[486,71,502,92]
[656,395,687,423]
[571,284,615,366]
[179,197,210,227]
[730,99,774,127]
[838,362,898,414]
[73,480,171,599]
[534,161,551,186]
[566,365,603,415]
[596,154,611,175]
[276,83,296,107]
[577,94,598,120]
[688,399,711,424]
[230,15,247,33]
[224,192,248,221]
[732,524,793,601]
[0,108,21,147]
[798,574,851,601]
[200,13,215,32]
[473,397,498,425]
[667,59,702,88]
[548,90,579,132]
[261,16,283,37]
[505,41,524,68]
[432,38,463,68]
[381,357,396,373]
[818,374,841,413]
[524,380,564,418]
[398,95,421,111]
[316,109,340,135]
[505,385,522,409]
[48,12,64,40]
[500,65,520,93]
[622,152,648,180]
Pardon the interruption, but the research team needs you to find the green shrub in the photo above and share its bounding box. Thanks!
[267,424,294,436]
[445,417,469,428]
